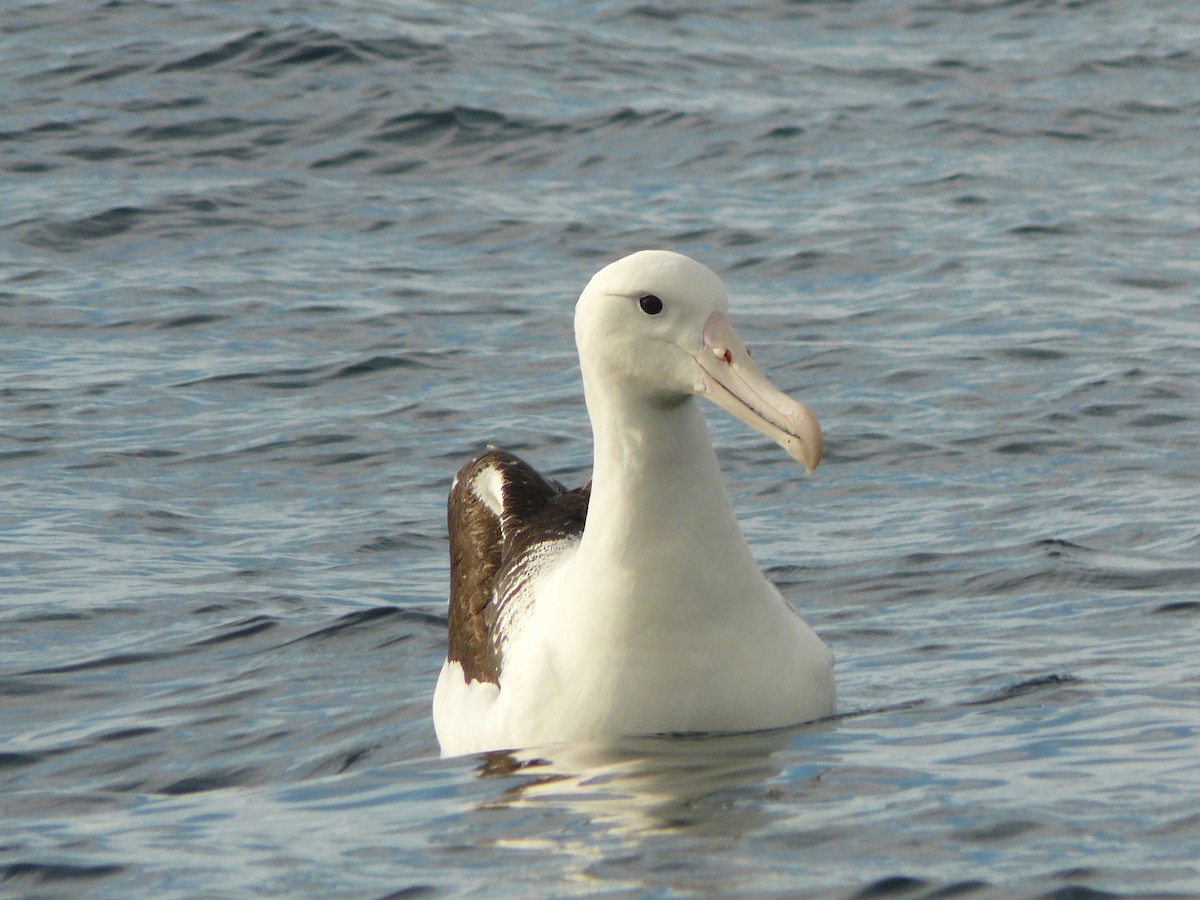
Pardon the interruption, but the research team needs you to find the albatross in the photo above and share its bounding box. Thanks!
[433,250,834,757]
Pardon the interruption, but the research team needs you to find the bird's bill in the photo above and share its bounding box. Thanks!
[692,311,823,473]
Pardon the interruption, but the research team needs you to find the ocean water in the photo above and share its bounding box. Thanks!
[2,0,1199,896]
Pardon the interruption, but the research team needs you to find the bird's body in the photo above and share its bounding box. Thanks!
[433,251,834,757]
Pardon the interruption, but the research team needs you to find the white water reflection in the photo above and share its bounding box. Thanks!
[473,727,818,839]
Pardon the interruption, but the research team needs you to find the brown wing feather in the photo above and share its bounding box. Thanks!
[446,449,589,686]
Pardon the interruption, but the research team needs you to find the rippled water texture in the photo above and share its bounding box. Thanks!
[3,0,1199,896]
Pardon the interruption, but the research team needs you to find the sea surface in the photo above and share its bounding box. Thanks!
[2,0,1199,896]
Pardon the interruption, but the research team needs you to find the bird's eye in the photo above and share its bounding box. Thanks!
[638,294,663,315]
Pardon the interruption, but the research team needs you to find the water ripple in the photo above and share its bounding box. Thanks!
[2,0,1199,895]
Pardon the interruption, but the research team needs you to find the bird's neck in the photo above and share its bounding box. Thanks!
[577,374,755,573]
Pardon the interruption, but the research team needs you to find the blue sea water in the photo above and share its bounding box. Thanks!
[2,0,1199,896]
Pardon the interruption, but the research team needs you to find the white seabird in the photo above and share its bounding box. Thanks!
[433,250,834,757]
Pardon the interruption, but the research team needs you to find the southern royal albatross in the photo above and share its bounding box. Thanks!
[433,250,834,757]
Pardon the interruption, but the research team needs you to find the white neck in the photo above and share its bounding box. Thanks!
[575,370,762,605]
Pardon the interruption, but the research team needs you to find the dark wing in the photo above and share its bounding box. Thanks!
[446,448,589,686]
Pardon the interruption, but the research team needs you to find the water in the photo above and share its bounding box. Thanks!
[2,0,1199,895]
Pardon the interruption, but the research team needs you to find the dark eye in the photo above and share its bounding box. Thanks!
[638,294,663,315]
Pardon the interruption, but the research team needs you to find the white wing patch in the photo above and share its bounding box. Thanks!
[469,463,507,532]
